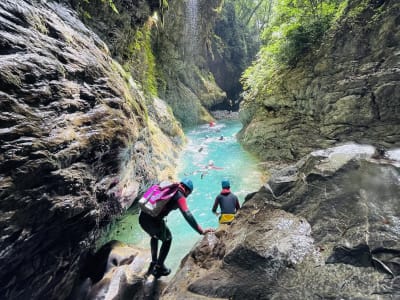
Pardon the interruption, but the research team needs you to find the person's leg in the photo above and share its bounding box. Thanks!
[153,225,172,277]
[139,212,161,275]
[150,237,158,262]
[139,213,172,277]
[146,237,158,275]
[157,237,171,266]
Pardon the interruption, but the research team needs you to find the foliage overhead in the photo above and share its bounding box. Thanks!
[240,0,346,99]
[233,0,275,33]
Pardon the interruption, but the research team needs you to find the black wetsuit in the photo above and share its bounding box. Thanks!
[212,188,240,214]
[139,185,203,267]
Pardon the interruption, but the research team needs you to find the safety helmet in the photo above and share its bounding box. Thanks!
[221,179,230,189]
[181,178,194,195]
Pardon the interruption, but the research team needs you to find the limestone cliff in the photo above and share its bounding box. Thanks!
[68,0,256,126]
[207,1,259,111]
[0,0,182,299]
[239,0,400,162]
[155,0,227,126]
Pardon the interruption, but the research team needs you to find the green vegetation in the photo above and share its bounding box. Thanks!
[94,0,119,14]
[72,0,160,97]
[72,0,119,17]
[161,0,169,10]
[125,23,158,96]
[240,0,345,99]
[232,0,275,36]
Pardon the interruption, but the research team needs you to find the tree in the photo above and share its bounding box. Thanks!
[241,0,346,99]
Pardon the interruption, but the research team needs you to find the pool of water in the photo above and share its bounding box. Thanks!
[98,119,263,274]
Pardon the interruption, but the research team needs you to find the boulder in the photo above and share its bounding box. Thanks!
[161,143,400,299]
[69,240,156,300]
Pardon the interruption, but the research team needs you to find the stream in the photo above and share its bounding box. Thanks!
[98,119,263,275]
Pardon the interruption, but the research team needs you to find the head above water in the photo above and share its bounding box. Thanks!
[181,178,193,195]
[221,179,230,189]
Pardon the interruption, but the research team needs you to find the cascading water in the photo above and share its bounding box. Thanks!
[184,0,200,58]
[98,120,263,275]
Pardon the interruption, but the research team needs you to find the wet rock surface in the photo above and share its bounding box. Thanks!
[239,0,400,161]
[211,110,239,120]
[0,1,180,299]
[161,144,400,299]
[69,240,154,300]
[155,0,227,126]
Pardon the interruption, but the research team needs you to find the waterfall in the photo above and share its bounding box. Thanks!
[184,0,200,58]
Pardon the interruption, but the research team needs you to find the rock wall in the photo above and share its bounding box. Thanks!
[155,0,227,126]
[66,0,161,95]
[207,1,259,109]
[0,1,182,299]
[68,240,153,300]
[239,0,400,162]
[161,144,400,299]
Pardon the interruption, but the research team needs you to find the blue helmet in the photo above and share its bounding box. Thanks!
[181,178,194,194]
[221,179,230,189]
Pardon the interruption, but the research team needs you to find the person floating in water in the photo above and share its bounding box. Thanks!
[189,161,224,179]
[201,160,223,178]
[205,160,223,170]
[218,135,224,141]
[209,121,216,127]
[212,179,240,224]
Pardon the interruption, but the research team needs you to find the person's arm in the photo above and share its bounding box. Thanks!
[210,166,223,170]
[212,197,219,214]
[177,196,204,234]
[235,195,240,210]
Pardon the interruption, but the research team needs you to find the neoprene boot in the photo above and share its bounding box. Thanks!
[146,261,157,275]
[152,264,171,278]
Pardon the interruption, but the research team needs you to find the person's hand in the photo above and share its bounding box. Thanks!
[203,228,215,234]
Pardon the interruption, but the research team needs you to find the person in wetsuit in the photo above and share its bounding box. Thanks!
[139,178,214,278]
[212,179,240,224]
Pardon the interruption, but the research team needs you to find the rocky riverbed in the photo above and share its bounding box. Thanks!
[76,144,400,300]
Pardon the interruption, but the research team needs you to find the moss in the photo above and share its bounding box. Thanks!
[333,0,349,21]
[103,0,119,14]
[346,0,370,18]
[199,105,214,123]
[329,0,387,36]
[76,1,158,68]
[143,27,157,96]
[213,0,224,14]
[76,0,119,15]
[82,10,92,19]
[123,23,158,97]
[109,60,149,124]
[161,0,169,9]
[29,14,48,35]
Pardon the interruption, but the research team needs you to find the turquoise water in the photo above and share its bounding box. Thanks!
[99,120,263,274]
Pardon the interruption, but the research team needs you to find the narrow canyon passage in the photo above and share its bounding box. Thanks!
[98,119,263,275]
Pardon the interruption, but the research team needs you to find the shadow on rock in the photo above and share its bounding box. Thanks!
[68,240,167,300]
